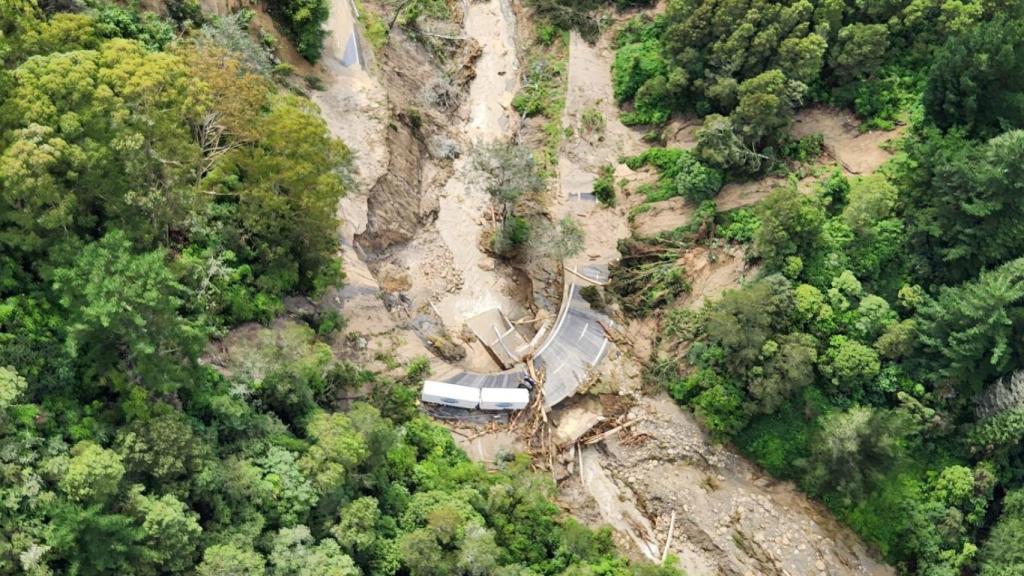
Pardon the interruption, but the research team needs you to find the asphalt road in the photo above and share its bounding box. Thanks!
[533,283,611,407]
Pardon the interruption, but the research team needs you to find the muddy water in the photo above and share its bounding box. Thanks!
[431,0,530,331]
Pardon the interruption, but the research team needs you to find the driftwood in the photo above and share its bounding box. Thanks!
[581,417,646,445]
[662,511,676,563]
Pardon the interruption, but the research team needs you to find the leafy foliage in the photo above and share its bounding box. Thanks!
[0,8,672,576]
[924,18,1024,138]
[265,0,329,61]
[624,148,723,203]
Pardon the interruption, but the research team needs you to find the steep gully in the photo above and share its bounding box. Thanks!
[310,2,894,574]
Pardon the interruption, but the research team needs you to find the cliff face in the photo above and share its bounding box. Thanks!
[355,116,434,251]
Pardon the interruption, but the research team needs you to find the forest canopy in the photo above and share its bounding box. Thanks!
[0,3,679,575]
[625,2,1024,574]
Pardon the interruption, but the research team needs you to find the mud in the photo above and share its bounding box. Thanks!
[224,1,900,572]
[564,395,894,576]
[792,107,904,175]
[556,31,647,270]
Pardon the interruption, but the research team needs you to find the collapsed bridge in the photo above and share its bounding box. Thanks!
[422,267,613,416]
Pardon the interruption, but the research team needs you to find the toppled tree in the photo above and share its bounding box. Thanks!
[609,237,688,316]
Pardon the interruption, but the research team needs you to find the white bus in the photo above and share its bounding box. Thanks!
[421,381,480,409]
[479,387,530,410]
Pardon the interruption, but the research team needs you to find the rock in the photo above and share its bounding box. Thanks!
[283,296,317,322]
[426,332,467,362]
[377,263,412,293]
[356,120,429,251]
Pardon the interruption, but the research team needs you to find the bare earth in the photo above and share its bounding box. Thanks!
[431,0,527,332]
[792,106,904,175]
[556,31,647,271]
[563,395,895,576]
[252,1,902,573]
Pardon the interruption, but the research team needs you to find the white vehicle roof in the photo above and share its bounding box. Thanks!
[421,381,480,408]
[479,387,530,410]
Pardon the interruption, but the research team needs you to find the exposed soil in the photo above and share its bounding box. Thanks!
[555,31,647,269]
[676,245,757,310]
[631,197,693,237]
[561,395,895,576]
[214,2,902,573]
[792,106,904,175]
[512,17,895,576]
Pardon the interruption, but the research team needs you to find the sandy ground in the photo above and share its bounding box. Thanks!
[430,0,528,332]
[565,396,895,576]
[792,107,904,175]
[218,2,900,572]
[556,31,647,267]
[676,245,756,309]
[312,0,447,373]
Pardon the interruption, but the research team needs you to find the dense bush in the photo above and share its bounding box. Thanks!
[265,0,329,61]
[625,147,723,202]
[612,1,1022,174]
[0,6,679,575]
[593,164,616,205]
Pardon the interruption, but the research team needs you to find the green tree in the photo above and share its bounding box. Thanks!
[0,365,26,411]
[331,497,400,574]
[802,406,913,500]
[269,526,359,576]
[980,489,1024,575]
[748,332,818,413]
[0,40,201,257]
[470,141,545,218]
[115,412,210,493]
[924,18,1024,138]
[899,129,1024,283]
[52,231,202,389]
[731,70,805,148]
[265,0,329,61]
[753,186,826,270]
[611,39,667,104]
[131,492,203,574]
[197,544,266,576]
[778,33,827,84]
[917,257,1024,393]
[257,447,318,528]
[60,441,126,503]
[820,335,881,395]
[828,24,890,82]
[299,411,369,496]
[46,504,146,575]
[214,94,350,296]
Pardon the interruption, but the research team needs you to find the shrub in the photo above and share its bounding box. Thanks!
[592,164,616,206]
[492,217,531,256]
[780,133,824,163]
[580,107,605,135]
[611,39,666,104]
[625,148,723,202]
[718,209,761,243]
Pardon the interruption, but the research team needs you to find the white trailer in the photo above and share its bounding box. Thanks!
[421,381,480,409]
[479,387,530,411]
